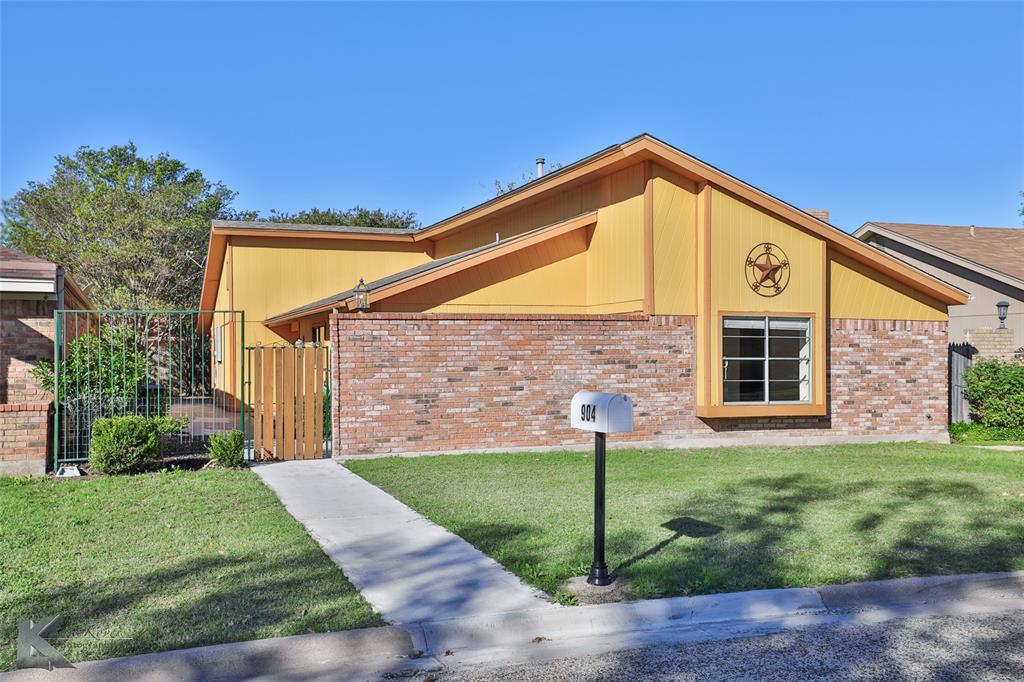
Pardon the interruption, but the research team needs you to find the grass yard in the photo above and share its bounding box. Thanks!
[348,443,1024,602]
[0,469,382,671]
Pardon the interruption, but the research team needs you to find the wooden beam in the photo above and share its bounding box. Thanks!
[643,160,655,316]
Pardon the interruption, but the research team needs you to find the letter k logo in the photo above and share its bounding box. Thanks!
[17,616,73,670]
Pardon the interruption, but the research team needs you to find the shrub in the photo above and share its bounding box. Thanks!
[208,431,246,468]
[962,359,1024,428]
[89,415,186,474]
[949,422,1024,443]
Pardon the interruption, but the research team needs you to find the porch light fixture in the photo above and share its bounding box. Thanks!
[997,300,1009,328]
[354,278,370,313]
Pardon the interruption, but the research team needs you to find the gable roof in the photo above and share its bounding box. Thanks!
[264,211,597,327]
[855,222,1024,286]
[199,133,969,312]
[855,222,1024,295]
[0,247,58,279]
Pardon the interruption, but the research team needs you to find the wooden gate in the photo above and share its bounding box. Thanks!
[250,344,329,460]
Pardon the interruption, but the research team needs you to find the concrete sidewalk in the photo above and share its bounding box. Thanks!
[253,459,554,623]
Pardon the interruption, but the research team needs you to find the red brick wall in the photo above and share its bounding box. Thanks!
[1,298,55,405]
[330,313,948,456]
[0,403,51,475]
[1,299,56,475]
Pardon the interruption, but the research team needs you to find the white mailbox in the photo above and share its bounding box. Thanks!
[570,391,634,434]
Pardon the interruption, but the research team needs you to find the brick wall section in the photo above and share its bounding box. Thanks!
[1,298,55,404]
[330,313,949,456]
[0,403,51,475]
[964,327,1017,362]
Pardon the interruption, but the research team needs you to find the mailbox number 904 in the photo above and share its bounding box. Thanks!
[580,404,597,423]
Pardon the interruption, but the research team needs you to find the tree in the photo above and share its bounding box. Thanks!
[2,143,246,309]
[492,162,563,196]
[261,206,419,229]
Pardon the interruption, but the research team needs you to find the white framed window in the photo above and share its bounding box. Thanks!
[722,316,810,404]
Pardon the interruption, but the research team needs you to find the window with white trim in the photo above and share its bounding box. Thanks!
[722,317,810,404]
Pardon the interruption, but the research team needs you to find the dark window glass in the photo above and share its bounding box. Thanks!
[724,359,765,381]
[769,381,803,402]
[768,336,806,358]
[768,360,802,381]
[724,381,765,402]
[723,336,766,358]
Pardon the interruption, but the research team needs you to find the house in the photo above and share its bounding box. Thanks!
[0,248,91,475]
[199,134,968,458]
[854,222,1024,361]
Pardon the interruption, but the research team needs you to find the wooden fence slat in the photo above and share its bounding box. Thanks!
[261,347,274,458]
[283,348,295,460]
[313,347,325,459]
[274,348,284,459]
[294,349,305,460]
[253,348,263,457]
[304,347,316,458]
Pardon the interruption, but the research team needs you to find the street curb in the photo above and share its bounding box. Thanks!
[406,586,824,654]
[6,571,1023,680]
[1,626,419,682]
[817,570,1024,610]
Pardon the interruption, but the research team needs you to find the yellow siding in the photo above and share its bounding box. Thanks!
[380,230,589,313]
[652,165,697,315]
[433,180,603,258]
[429,165,646,313]
[587,165,645,312]
[230,236,431,346]
[706,188,827,407]
[829,250,946,321]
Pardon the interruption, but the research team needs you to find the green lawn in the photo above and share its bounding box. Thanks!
[348,443,1024,602]
[0,469,382,671]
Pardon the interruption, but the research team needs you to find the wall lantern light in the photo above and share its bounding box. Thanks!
[354,278,370,313]
[997,300,1009,329]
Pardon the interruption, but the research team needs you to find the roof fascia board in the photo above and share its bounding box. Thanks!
[215,226,417,243]
[854,223,1024,292]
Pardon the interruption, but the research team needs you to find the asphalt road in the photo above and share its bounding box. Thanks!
[426,610,1024,681]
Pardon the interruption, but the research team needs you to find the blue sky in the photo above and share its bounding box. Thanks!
[2,1,1022,232]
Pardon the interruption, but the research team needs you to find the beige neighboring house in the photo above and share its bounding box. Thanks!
[854,223,1024,361]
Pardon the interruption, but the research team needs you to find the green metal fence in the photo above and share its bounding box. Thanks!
[52,310,245,470]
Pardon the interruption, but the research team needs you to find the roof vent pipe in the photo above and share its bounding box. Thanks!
[536,157,545,178]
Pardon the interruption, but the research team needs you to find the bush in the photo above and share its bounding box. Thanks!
[89,415,186,475]
[949,422,1024,443]
[208,431,245,468]
[962,359,1024,428]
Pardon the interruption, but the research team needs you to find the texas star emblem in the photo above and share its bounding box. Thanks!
[745,243,790,296]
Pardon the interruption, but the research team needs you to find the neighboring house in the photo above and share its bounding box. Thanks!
[0,248,91,475]
[199,134,967,458]
[854,223,1024,360]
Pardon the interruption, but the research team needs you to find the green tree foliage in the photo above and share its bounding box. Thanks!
[262,206,419,230]
[963,358,1024,428]
[31,327,146,406]
[1,143,248,308]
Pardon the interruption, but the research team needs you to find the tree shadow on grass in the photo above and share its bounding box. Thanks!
[0,548,382,672]
[580,472,1024,598]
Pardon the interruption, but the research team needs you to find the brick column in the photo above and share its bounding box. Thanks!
[964,327,1017,361]
[0,403,52,476]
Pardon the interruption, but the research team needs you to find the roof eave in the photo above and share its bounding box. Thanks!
[855,222,1019,296]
